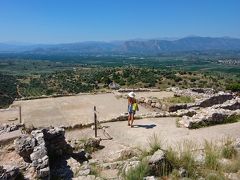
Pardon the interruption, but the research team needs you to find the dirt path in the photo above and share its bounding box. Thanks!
[66,118,240,161]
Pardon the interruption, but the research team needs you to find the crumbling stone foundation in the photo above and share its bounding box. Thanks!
[14,127,71,179]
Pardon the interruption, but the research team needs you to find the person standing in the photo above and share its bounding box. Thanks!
[127,92,138,127]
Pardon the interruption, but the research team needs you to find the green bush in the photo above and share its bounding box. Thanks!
[226,83,240,92]
[123,160,150,180]
[221,138,237,159]
[148,134,163,155]
[204,141,220,170]
[166,147,180,168]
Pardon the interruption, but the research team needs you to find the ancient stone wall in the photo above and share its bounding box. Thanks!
[14,127,71,179]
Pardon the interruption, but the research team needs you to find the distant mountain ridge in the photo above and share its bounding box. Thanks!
[0,36,240,55]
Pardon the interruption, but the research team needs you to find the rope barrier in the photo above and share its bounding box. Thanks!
[94,108,113,140]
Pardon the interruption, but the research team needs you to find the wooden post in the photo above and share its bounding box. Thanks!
[94,106,97,137]
[19,106,22,124]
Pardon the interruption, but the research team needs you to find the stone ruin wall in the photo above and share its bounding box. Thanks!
[14,127,70,179]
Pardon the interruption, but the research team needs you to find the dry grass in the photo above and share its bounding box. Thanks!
[162,95,195,104]
[148,133,164,155]
[221,137,237,159]
[122,160,150,180]
[123,136,240,179]
[204,140,220,171]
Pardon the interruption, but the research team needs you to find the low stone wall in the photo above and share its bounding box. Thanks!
[169,87,215,99]
[0,123,23,135]
[179,108,240,129]
[15,92,112,101]
[30,130,49,179]
[197,93,234,108]
[212,98,240,110]
[63,110,200,131]
[137,92,235,113]
[117,88,160,93]
[177,96,240,129]
[43,127,72,157]
[14,129,49,179]
[14,127,71,179]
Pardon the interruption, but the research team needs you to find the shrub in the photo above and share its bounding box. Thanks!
[179,150,196,178]
[176,118,181,128]
[123,160,150,180]
[90,163,101,177]
[148,133,163,155]
[226,83,240,92]
[223,115,240,124]
[204,141,220,170]
[222,156,240,173]
[166,147,180,168]
[175,141,197,178]
[221,138,237,159]
[169,169,181,180]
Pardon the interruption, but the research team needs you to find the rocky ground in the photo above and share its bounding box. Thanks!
[0,88,240,179]
[1,117,240,179]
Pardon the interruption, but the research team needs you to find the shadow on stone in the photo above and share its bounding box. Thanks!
[72,151,89,164]
[49,157,74,180]
[133,124,157,129]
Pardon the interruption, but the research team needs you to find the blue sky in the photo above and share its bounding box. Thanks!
[0,0,239,43]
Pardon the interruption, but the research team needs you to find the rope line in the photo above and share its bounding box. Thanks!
[94,109,113,140]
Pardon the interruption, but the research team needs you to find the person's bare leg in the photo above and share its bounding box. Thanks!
[128,114,131,126]
[130,113,134,127]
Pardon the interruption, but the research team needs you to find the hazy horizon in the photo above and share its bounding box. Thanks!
[1,35,240,45]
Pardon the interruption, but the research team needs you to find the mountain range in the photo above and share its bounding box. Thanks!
[0,36,240,55]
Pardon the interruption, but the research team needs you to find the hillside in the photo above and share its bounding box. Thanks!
[1,36,240,55]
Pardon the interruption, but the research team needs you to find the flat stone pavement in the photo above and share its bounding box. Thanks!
[66,118,240,161]
[1,93,152,128]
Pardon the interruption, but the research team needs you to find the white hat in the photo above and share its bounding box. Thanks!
[128,92,136,98]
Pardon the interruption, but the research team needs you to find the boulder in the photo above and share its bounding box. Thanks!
[148,150,172,176]
[149,149,165,164]
[122,160,140,174]
[38,167,50,178]
[155,102,161,109]
[78,169,91,176]
[30,146,48,162]
[84,138,101,149]
[0,165,19,180]
[14,135,36,162]
[118,148,139,160]
[138,97,145,103]
[234,138,240,149]
[151,103,156,108]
